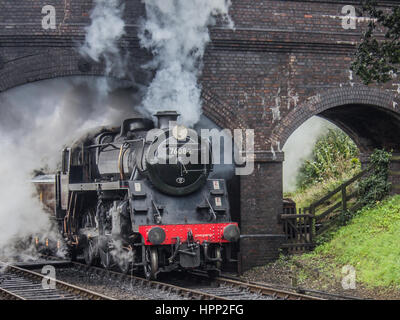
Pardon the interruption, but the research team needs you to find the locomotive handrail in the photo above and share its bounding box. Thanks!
[118,144,125,180]
[129,165,138,180]
[204,196,217,221]
[151,199,162,224]
[85,138,143,150]
[118,143,130,181]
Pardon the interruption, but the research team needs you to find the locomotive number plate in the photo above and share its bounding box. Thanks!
[169,147,192,156]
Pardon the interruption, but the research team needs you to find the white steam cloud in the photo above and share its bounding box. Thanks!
[0,77,136,261]
[80,0,126,78]
[283,116,336,192]
[139,0,233,126]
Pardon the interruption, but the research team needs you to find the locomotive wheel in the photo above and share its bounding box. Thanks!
[144,247,158,280]
[84,238,99,266]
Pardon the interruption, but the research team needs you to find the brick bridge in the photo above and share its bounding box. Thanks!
[1,0,400,271]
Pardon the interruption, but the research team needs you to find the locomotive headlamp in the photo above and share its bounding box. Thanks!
[148,227,166,245]
[223,224,240,242]
[172,125,188,141]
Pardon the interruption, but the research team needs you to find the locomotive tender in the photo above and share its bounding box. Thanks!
[35,111,240,279]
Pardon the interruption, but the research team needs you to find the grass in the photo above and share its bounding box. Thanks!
[284,167,361,213]
[300,195,400,288]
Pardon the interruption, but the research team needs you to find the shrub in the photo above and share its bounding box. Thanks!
[336,149,392,226]
[358,149,392,207]
[296,128,360,190]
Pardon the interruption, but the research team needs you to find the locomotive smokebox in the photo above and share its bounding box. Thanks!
[154,111,180,129]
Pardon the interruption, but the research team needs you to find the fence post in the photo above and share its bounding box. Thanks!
[310,215,314,245]
[342,185,347,212]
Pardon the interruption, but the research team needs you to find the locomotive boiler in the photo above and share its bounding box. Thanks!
[35,111,240,279]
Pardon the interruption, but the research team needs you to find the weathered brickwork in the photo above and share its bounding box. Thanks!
[1,0,400,271]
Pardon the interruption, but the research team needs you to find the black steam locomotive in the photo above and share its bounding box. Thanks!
[35,111,239,279]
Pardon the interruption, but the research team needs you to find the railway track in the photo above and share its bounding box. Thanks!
[69,262,322,300]
[4,258,353,300]
[219,275,364,300]
[168,271,325,300]
[206,276,323,300]
[219,274,365,300]
[0,262,114,300]
[70,262,229,300]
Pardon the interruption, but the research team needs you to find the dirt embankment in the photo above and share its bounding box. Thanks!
[241,256,400,300]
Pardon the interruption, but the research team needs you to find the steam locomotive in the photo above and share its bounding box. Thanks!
[34,111,240,279]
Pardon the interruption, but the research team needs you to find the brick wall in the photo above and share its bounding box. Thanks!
[239,153,286,271]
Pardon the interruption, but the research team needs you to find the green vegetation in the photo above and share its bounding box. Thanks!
[285,128,361,209]
[303,195,400,288]
[335,149,392,226]
[283,147,395,289]
[297,128,359,189]
[358,149,392,207]
[281,127,396,290]
[352,1,400,84]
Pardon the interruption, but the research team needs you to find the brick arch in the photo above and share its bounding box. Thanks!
[272,86,400,153]
[0,50,107,93]
[0,50,245,131]
[201,86,248,131]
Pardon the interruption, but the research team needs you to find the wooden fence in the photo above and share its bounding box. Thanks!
[280,209,315,253]
[310,168,370,235]
[280,167,373,253]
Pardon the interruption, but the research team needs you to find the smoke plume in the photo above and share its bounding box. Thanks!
[80,0,127,78]
[139,0,233,126]
[0,77,136,261]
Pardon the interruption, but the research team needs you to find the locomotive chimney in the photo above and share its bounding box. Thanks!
[154,111,180,129]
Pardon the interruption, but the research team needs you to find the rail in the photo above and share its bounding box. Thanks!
[212,275,323,300]
[71,262,228,300]
[0,262,114,300]
[72,262,322,300]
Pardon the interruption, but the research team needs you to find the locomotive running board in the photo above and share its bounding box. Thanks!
[69,181,129,191]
